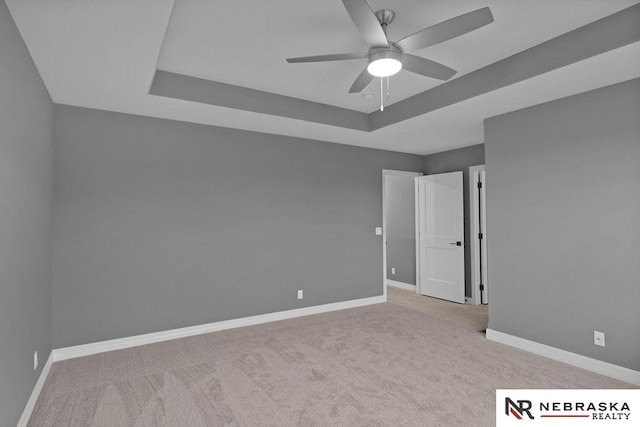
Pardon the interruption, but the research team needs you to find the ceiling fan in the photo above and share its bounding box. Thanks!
[286,0,494,94]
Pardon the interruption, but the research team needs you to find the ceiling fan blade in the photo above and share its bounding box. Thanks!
[402,54,457,81]
[342,0,389,48]
[395,7,494,53]
[286,52,369,63]
[348,67,374,93]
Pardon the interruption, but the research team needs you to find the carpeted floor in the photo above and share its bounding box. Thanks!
[29,287,631,426]
[387,286,488,333]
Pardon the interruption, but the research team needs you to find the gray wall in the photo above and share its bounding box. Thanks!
[52,106,424,348]
[485,78,640,371]
[385,174,417,285]
[0,2,54,425]
[423,144,485,297]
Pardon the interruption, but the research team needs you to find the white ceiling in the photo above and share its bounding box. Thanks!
[7,0,640,154]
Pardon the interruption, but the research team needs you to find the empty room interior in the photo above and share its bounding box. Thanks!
[1,0,639,425]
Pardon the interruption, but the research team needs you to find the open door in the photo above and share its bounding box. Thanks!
[416,172,465,303]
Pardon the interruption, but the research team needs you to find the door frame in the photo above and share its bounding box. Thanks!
[469,165,487,305]
[382,169,423,299]
[414,176,420,295]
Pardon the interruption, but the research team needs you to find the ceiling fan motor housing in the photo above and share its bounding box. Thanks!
[368,45,402,64]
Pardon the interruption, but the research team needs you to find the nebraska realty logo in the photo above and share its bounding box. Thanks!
[496,390,640,426]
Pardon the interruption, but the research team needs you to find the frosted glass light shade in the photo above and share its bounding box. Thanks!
[367,58,402,77]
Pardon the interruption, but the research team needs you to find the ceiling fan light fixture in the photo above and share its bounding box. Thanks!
[367,58,402,77]
[367,49,402,77]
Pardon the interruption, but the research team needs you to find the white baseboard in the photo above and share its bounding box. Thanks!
[52,295,387,362]
[386,280,416,292]
[486,329,640,387]
[17,352,54,427]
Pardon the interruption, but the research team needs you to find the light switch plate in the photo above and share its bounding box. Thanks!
[375,227,382,235]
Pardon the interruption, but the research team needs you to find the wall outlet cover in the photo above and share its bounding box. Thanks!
[375,227,382,235]
[297,290,303,300]
[33,351,38,370]
[391,268,396,275]
[594,330,605,347]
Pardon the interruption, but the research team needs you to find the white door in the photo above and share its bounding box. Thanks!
[416,172,465,303]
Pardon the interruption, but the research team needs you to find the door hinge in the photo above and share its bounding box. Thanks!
[477,181,483,189]
[478,232,483,240]
[480,284,485,291]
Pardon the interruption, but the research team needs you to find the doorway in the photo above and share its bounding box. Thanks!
[382,169,422,298]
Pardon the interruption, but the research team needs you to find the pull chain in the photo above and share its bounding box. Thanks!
[386,76,390,101]
[380,78,384,111]
[379,77,391,112]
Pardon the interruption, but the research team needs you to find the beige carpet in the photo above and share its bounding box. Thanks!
[387,286,488,333]
[30,288,631,426]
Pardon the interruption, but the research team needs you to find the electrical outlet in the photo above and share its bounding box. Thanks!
[391,267,396,275]
[594,331,605,347]
[297,289,303,300]
[33,351,38,370]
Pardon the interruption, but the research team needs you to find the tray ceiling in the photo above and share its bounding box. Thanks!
[6,0,640,154]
